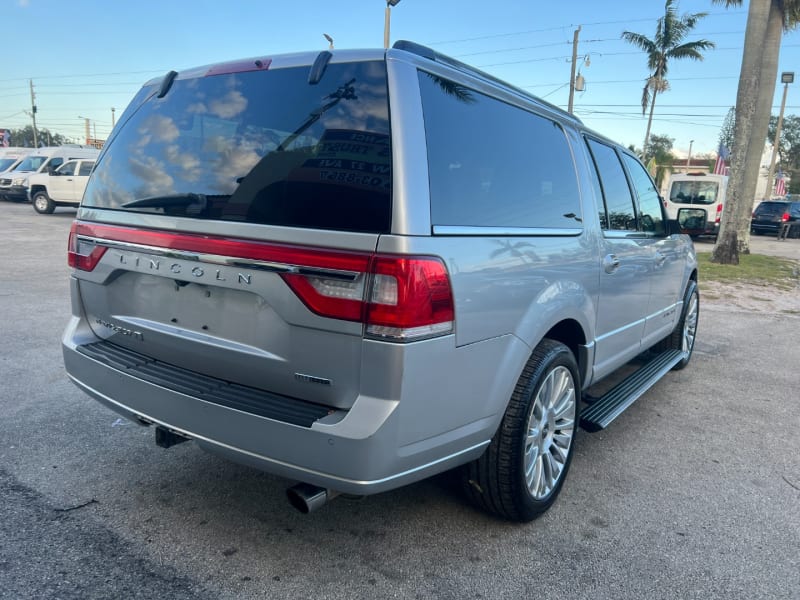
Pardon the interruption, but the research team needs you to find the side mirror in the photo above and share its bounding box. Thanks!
[672,207,708,236]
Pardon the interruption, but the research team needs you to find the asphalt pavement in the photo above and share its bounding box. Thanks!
[1,202,798,600]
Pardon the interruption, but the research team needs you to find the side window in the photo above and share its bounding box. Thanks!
[586,139,636,231]
[78,161,95,176]
[419,71,582,229]
[58,161,77,176]
[584,142,609,229]
[622,154,665,235]
[47,157,64,172]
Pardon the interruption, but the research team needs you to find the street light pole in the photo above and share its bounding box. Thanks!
[766,71,794,197]
[384,0,401,50]
[686,139,694,171]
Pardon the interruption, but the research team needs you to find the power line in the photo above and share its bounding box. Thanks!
[428,10,745,45]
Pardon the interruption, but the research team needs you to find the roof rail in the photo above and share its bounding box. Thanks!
[392,40,581,125]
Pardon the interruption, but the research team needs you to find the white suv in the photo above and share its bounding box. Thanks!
[28,158,96,213]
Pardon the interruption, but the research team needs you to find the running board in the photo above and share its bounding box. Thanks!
[580,349,685,432]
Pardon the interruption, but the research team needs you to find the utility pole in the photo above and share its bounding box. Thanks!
[686,140,694,172]
[567,26,581,114]
[84,118,91,145]
[111,107,116,128]
[766,72,794,198]
[29,80,39,148]
[384,1,401,50]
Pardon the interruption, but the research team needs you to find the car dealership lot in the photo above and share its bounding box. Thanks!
[1,203,798,600]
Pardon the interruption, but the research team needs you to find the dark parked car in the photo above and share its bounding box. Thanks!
[751,200,800,236]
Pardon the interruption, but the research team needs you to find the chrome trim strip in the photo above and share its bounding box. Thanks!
[81,236,361,281]
[595,300,682,343]
[432,225,582,236]
[595,316,647,342]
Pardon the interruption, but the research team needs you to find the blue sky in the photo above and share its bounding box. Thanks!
[2,0,799,158]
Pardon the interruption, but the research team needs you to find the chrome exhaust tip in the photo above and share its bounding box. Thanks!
[286,483,339,514]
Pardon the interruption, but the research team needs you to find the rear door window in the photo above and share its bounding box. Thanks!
[83,61,392,233]
[78,161,95,176]
[418,71,582,230]
[586,138,637,232]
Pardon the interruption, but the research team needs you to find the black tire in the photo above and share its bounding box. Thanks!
[32,190,55,214]
[461,339,580,522]
[655,279,699,370]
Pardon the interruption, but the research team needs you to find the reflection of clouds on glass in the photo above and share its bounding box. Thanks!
[128,154,175,197]
[207,138,261,194]
[209,90,247,119]
[187,102,207,114]
[138,114,180,143]
[323,82,389,131]
[165,144,202,182]
[89,155,135,207]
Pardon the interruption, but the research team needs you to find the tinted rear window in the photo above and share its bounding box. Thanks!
[83,61,392,233]
[418,71,581,229]
[755,202,789,216]
[669,180,720,205]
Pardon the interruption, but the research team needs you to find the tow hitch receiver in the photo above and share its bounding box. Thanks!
[155,426,191,448]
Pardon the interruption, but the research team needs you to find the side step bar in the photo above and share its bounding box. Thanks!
[580,349,685,432]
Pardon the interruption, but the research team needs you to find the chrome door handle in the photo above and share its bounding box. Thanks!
[603,254,620,274]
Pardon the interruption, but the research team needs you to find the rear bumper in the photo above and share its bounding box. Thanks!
[62,315,517,495]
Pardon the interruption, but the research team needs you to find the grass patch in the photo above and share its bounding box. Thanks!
[696,252,800,290]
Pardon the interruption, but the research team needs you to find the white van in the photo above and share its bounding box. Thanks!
[0,147,32,177]
[663,172,727,237]
[0,145,99,202]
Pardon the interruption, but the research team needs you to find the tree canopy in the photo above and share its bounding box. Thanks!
[5,125,68,148]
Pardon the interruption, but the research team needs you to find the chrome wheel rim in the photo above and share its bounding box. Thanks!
[524,365,576,500]
[682,292,698,354]
[34,195,48,211]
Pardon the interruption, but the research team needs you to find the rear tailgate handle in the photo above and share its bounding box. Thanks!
[602,254,620,274]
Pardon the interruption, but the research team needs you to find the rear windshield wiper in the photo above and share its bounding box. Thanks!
[122,193,206,209]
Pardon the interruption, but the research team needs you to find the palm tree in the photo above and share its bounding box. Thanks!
[622,0,715,156]
[711,0,800,264]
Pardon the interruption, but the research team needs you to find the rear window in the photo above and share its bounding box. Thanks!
[418,71,581,230]
[669,180,720,205]
[755,201,789,216]
[83,60,392,233]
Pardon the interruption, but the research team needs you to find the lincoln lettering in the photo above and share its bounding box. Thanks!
[117,252,252,285]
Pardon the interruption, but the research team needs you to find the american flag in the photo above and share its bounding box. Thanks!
[774,170,786,197]
[713,144,730,175]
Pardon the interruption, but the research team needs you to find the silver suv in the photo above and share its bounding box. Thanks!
[63,42,698,521]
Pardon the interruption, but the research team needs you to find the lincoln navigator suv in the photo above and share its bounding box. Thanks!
[63,42,699,522]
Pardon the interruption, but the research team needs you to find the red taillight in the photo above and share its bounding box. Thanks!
[781,212,790,222]
[66,221,455,342]
[67,221,107,271]
[715,203,723,223]
[365,256,455,341]
[284,254,455,341]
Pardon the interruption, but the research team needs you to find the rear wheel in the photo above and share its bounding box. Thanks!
[32,191,55,214]
[462,339,579,522]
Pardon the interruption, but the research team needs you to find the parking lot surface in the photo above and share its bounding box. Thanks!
[1,203,798,600]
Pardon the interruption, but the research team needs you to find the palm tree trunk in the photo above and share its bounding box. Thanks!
[642,89,658,155]
[734,1,782,254]
[711,0,772,265]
